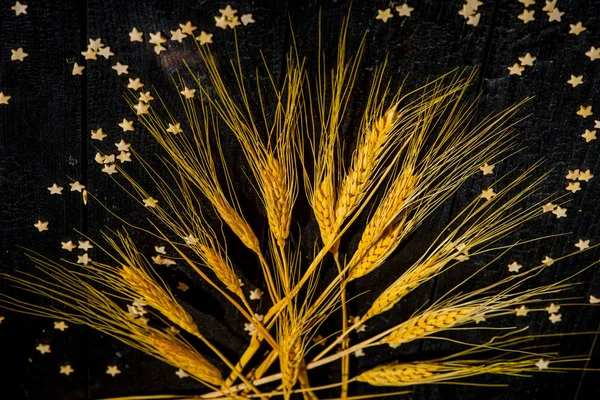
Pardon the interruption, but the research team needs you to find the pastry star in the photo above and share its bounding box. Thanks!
[582,129,596,142]
[106,365,121,377]
[143,197,158,208]
[479,163,495,175]
[97,46,114,59]
[578,170,593,182]
[0,92,11,105]
[115,139,131,152]
[36,343,51,354]
[48,183,63,195]
[166,123,182,134]
[565,181,581,193]
[214,14,229,30]
[376,8,393,23]
[472,314,486,324]
[577,105,593,118]
[88,38,104,51]
[545,303,560,314]
[480,188,496,200]
[585,46,600,61]
[575,239,590,250]
[535,358,549,370]
[241,14,255,25]
[547,7,564,22]
[507,63,525,76]
[515,305,529,316]
[396,4,414,17]
[542,0,556,12]
[566,169,580,180]
[590,295,600,304]
[180,87,196,99]
[129,27,143,42]
[78,240,93,251]
[91,128,107,141]
[569,22,587,35]
[467,13,481,27]
[77,253,91,265]
[518,53,536,67]
[180,21,197,35]
[11,47,28,62]
[196,31,213,45]
[518,9,535,24]
[119,118,134,132]
[102,164,117,175]
[175,368,189,378]
[518,0,535,6]
[155,246,166,254]
[249,288,264,300]
[541,256,555,266]
[134,102,149,115]
[138,91,154,103]
[112,62,129,75]
[219,5,237,18]
[549,313,562,323]
[61,241,77,251]
[149,32,166,45]
[170,28,187,42]
[11,1,27,16]
[34,220,48,232]
[72,62,85,75]
[70,181,85,192]
[117,151,131,163]
[81,48,97,60]
[60,365,75,376]
[541,202,556,213]
[507,261,522,273]
[567,75,583,87]
[552,205,567,218]
[54,321,69,331]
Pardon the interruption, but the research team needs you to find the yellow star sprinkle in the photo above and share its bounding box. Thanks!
[48,183,63,195]
[541,202,556,213]
[515,305,529,316]
[569,22,587,35]
[97,46,114,59]
[518,0,535,6]
[60,365,74,376]
[518,53,536,67]
[480,188,496,200]
[566,169,580,180]
[129,27,143,42]
[11,1,27,16]
[547,7,563,22]
[81,48,97,60]
[565,182,581,193]
[376,8,393,23]
[575,239,590,250]
[585,46,600,61]
[542,0,556,12]
[36,343,51,354]
[34,220,48,232]
[219,5,237,19]
[167,123,183,134]
[241,14,255,25]
[133,102,149,115]
[507,63,525,76]
[518,9,535,24]
[0,92,11,105]
[112,62,129,75]
[143,197,158,208]
[148,32,166,45]
[72,62,85,76]
[118,118,134,132]
[170,28,187,42]
[61,241,77,251]
[69,181,85,192]
[54,321,69,331]
[139,91,154,103]
[179,21,197,35]
[581,129,596,142]
[479,163,494,175]
[567,75,583,87]
[552,206,567,218]
[578,170,593,182]
[11,47,28,62]
[106,365,121,377]
[180,87,196,99]
[396,4,414,17]
[576,105,593,118]
[196,31,213,45]
[467,13,481,27]
[91,128,107,141]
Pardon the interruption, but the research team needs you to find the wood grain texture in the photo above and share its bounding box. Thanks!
[1,0,599,399]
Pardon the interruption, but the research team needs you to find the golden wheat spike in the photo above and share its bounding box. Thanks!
[260,153,292,247]
[280,330,303,399]
[197,243,243,296]
[312,176,337,246]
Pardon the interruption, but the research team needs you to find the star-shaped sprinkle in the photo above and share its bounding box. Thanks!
[0,92,11,105]
[480,188,496,201]
[480,163,495,175]
[102,164,117,175]
[72,62,85,75]
[61,241,77,251]
[542,256,554,266]
[87,38,104,51]
[585,47,600,61]
[170,28,187,42]
[118,118,134,132]
[149,32,166,45]
[541,202,557,213]
[115,139,131,152]
[590,295,600,304]
[177,282,189,292]
[566,169,580,180]
[549,313,562,323]
[77,253,91,265]
[91,128,107,141]
[48,183,63,195]
[249,288,264,300]
[81,48,97,60]
[376,8,393,23]
[569,22,587,35]
[155,246,166,254]
[578,170,593,182]
[134,102,149,115]
[547,7,563,22]
[97,47,114,59]
[577,106,593,118]
[34,220,48,232]
[507,63,525,76]
[458,4,475,18]
[139,91,154,103]
[348,316,367,332]
[515,305,529,316]
[354,349,365,357]
[582,129,596,142]
[467,13,481,27]
[472,314,486,324]
[54,321,69,331]
[70,181,85,192]
[518,9,535,24]
[36,343,51,354]
[143,197,158,208]
[575,239,590,250]
[508,261,522,273]
[78,240,93,251]
[219,4,237,18]
[518,0,535,6]
[112,62,129,75]
[11,1,27,16]
[129,27,143,42]
[175,368,189,378]
[396,4,414,17]
[214,14,229,29]
[552,206,567,218]
[535,359,550,370]
[11,47,28,62]
[241,14,255,25]
[545,303,560,314]
[117,151,131,163]
[196,31,213,45]
[518,53,536,67]
[106,365,121,377]
[180,21,197,35]
[567,75,583,87]
[153,44,165,54]
[180,87,196,99]
[60,365,74,376]
[542,0,556,11]
[166,123,182,134]
[127,78,144,90]
[566,181,581,193]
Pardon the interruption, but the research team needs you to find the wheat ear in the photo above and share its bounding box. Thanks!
[280,330,303,398]
[198,244,243,297]
[261,153,292,248]
[213,192,261,255]
[312,176,337,248]
[356,363,441,386]
[121,266,199,336]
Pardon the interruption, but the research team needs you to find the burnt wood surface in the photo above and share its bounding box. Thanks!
[1,0,600,399]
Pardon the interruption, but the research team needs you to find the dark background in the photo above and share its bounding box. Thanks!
[1,0,600,399]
